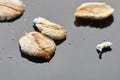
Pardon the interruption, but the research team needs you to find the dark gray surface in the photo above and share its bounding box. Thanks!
[0,0,120,80]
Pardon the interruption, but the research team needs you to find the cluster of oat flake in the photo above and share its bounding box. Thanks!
[19,17,67,61]
[0,0,114,61]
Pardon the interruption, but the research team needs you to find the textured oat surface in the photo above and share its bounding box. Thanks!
[74,2,114,19]
[0,0,24,20]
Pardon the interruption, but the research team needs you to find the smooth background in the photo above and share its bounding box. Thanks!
[0,0,119,80]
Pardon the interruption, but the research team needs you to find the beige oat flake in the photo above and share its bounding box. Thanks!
[33,17,67,40]
[74,2,114,19]
[0,0,24,20]
[19,31,56,60]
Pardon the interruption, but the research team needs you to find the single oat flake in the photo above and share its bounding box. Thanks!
[33,17,67,40]
[74,2,114,19]
[0,0,24,20]
[19,31,56,60]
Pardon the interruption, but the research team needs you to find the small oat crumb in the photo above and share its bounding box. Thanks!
[96,41,112,52]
